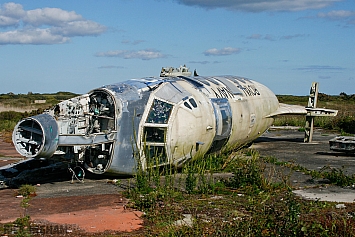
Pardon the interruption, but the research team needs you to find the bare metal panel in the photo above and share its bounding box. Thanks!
[154,81,191,104]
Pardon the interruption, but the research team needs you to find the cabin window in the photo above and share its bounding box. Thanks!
[221,110,230,136]
[146,99,173,124]
[189,98,197,108]
[184,102,192,110]
[143,127,166,143]
[183,98,198,110]
[143,98,173,166]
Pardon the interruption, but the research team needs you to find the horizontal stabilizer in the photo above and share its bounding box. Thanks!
[266,103,307,117]
[305,107,338,117]
[266,103,338,118]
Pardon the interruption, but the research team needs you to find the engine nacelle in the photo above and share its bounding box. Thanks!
[12,114,59,158]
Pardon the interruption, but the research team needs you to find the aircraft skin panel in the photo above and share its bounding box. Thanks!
[107,88,151,175]
[12,72,337,176]
[228,83,276,147]
[171,100,215,162]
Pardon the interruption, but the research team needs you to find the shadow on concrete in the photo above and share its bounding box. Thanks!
[316,151,355,157]
[254,136,304,143]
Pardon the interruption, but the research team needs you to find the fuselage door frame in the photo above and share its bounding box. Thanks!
[208,98,232,153]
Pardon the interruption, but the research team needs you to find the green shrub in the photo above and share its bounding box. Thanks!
[225,150,269,192]
[17,184,36,198]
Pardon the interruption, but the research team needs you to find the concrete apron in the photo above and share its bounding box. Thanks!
[293,186,355,203]
[252,127,355,204]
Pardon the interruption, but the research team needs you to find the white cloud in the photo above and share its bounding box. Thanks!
[52,20,107,36]
[189,61,222,64]
[264,34,275,41]
[175,0,341,12]
[95,49,167,60]
[24,7,83,26]
[317,10,355,24]
[317,10,355,20]
[247,34,262,39]
[189,60,210,64]
[204,47,241,56]
[0,2,25,26]
[246,33,307,41]
[121,39,145,45]
[98,65,125,69]
[0,14,18,26]
[280,34,307,40]
[0,29,69,44]
[295,65,345,71]
[0,2,106,45]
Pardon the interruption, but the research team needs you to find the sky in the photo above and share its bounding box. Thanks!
[0,0,354,95]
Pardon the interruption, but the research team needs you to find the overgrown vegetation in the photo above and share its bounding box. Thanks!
[264,156,355,188]
[275,93,355,134]
[2,185,37,237]
[0,110,43,133]
[0,92,78,136]
[0,91,78,108]
[123,148,355,236]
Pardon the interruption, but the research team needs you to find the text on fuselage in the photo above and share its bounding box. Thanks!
[211,84,261,99]
[238,85,261,97]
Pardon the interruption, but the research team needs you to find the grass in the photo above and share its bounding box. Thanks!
[263,156,355,187]
[0,91,78,134]
[275,94,355,134]
[122,148,355,236]
[0,91,78,108]
[0,185,38,237]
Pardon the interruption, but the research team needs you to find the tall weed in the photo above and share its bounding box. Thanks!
[225,149,271,193]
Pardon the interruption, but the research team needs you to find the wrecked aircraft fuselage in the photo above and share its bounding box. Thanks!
[329,136,355,153]
[13,75,276,175]
[12,72,337,176]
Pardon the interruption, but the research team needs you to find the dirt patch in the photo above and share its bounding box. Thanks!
[0,189,144,235]
[27,194,143,233]
[0,189,24,222]
[0,105,37,113]
[0,138,144,235]
[0,139,22,158]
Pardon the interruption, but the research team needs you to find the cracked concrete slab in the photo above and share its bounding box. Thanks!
[293,187,355,203]
[253,127,355,203]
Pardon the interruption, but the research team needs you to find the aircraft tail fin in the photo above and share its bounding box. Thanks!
[266,82,338,143]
